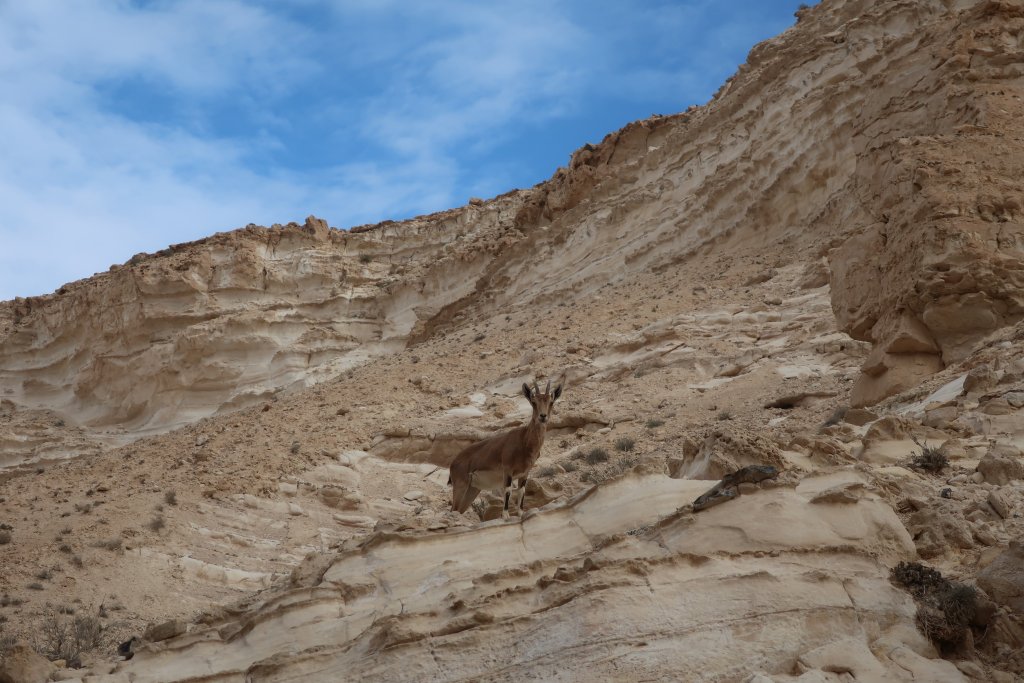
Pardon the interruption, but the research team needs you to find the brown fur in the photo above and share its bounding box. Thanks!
[448,380,562,517]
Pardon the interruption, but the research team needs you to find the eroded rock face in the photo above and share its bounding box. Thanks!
[977,443,1024,485]
[978,538,1024,615]
[113,472,960,683]
[0,210,532,448]
[828,2,1024,406]
[673,427,786,480]
[0,643,54,683]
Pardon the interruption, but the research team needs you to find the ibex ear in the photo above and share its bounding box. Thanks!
[522,383,533,401]
[553,384,563,401]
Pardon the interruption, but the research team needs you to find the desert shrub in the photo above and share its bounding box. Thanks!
[645,419,665,429]
[359,254,372,264]
[36,612,103,667]
[147,515,166,532]
[70,555,84,569]
[890,561,977,651]
[614,437,635,452]
[35,569,52,581]
[27,582,44,591]
[911,438,948,472]
[92,538,122,551]
[536,466,558,478]
[585,448,609,465]
[717,410,732,421]
[0,531,10,545]
[615,456,638,473]
[290,441,301,455]
[562,461,578,473]
[164,490,177,506]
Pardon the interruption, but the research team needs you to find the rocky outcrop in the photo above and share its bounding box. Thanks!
[0,642,54,683]
[0,204,533,451]
[829,1,1024,406]
[978,538,1024,615]
[113,472,963,683]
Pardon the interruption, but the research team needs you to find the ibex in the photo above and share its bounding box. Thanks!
[448,379,563,520]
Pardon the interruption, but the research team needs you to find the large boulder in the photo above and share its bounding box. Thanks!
[977,538,1024,615]
[670,428,786,480]
[0,642,55,683]
[976,443,1024,485]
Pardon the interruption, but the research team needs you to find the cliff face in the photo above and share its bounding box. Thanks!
[828,0,1024,406]
[0,204,528,440]
[3,1,1024,681]
[3,0,1022,452]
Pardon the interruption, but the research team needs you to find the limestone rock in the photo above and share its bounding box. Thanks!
[0,642,55,683]
[318,485,362,510]
[843,407,877,426]
[977,538,1024,615]
[907,504,975,559]
[851,348,944,407]
[673,428,786,480]
[796,258,830,290]
[114,472,925,682]
[963,364,1000,395]
[143,619,187,643]
[977,444,1024,486]
[988,490,1012,519]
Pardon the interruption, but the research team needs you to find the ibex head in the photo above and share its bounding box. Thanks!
[522,378,563,424]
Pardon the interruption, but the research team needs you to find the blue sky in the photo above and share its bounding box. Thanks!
[0,1,812,300]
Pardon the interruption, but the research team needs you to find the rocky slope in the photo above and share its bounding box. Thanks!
[2,0,1024,681]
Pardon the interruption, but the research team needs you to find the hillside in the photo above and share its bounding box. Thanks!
[1,0,1024,681]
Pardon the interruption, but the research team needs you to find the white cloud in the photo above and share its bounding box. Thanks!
[0,0,800,300]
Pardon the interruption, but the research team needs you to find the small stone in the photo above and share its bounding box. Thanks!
[278,482,298,497]
[954,660,986,679]
[195,435,209,447]
[988,490,1012,519]
[332,513,377,528]
[974,526,998,547]
[810,485,861,505]
[144,619,187,643]
[288,502,305,516]
[403,490,424,501]
[970,471,985,484]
